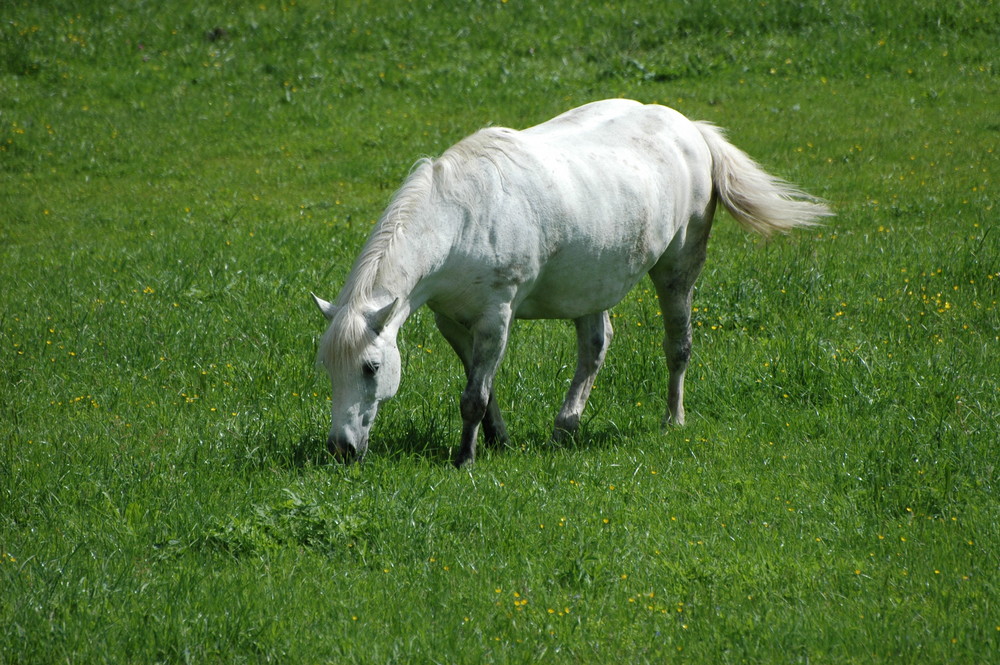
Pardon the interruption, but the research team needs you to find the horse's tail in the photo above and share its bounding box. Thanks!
[694,121,833,236]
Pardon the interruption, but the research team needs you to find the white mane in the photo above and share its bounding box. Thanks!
[432,127,518,208]
[319,159,434,369]
[336,157,435,311]
[321,127,520,368]
[336,128,518,310]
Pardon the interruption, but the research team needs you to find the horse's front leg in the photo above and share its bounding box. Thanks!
[434,313,509,448]
[453,305,513,468]
[553,311,613,441]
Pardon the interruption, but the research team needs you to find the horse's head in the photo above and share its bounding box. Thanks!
[313,294,404,462]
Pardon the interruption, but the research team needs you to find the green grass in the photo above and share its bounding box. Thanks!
[2,1,998,662]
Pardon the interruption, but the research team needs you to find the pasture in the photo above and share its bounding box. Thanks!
[2,1,997,662]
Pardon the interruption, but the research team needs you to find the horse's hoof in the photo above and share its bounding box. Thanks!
[484,434,510,449]
[551,428,572,443]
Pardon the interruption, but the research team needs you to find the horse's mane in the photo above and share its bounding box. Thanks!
[320,128,518,367]
[431,127,517,201]
[335,157,435,311]
[317,159,432,369]
[337,127,517,309]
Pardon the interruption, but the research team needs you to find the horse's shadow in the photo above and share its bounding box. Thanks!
[368,416,456,465]
[286,416,644,470]
[287,417,455,468]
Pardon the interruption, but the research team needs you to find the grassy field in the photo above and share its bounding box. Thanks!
[2,1,998,662]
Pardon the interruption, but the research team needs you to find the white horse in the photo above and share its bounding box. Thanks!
[313,99,831,467]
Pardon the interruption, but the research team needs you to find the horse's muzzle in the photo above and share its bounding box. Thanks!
[327,435,364,463]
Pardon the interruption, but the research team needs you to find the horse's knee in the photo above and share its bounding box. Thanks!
[594,327,613,356]
[594,316,613,345]
[460,387,490,424]
[482,397,509,446]
[585,334,609,371]
[581,314,613,368]
[663,337,691,372]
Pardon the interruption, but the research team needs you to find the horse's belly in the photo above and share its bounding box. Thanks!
[513,250,656,320]
[515,285,633,320]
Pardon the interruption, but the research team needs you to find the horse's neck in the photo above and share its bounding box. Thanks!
[342,159,464,319]
[377,219,446,312]
[343,210,451,321]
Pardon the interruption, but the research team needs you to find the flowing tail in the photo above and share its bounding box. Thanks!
[695,121,833,236]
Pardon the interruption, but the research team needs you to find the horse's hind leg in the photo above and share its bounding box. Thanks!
[649,238,710,426]
[553,311,613,441]
[434,312,510,458]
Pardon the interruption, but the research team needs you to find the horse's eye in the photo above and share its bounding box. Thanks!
[362,361,380,378]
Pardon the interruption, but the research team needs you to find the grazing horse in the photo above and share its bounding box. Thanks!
[313,99,831,467]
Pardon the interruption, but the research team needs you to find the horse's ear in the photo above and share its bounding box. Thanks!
[366,297,402,334]
[311,292,339,321]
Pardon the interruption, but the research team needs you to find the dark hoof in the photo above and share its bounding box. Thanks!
[551,427,578,443]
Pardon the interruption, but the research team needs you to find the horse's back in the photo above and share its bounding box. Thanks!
[429,101,715,321]
[524,100,704,156]
[518,100,712,213]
